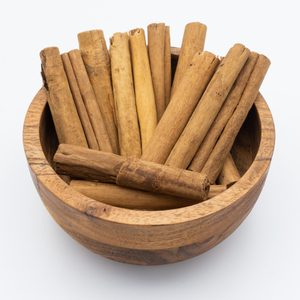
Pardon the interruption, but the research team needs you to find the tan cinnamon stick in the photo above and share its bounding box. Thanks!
[129,28,157,151]
[164,25,172,108]
[40,47,88,148]
[70,180,226,210]
[188,51,259,172]
[148,23,166,121]
[217,153,241,186]
[68,49,113,153]
[77,30,119,154]
[165,43,250,169]
[110,32,141,158]
[61,53,99,150]
[141,51,219,164]
[54,144,210,201]
[201,54,271,183]
[170,22,207,98]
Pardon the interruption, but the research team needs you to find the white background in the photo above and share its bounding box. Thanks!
[1,1,299,299]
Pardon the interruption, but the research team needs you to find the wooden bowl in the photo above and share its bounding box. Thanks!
[23,51,275,265]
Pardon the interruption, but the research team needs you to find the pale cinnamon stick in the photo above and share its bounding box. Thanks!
[148,23,166,121]
[188,51,259,172]
[141,51,219,164]
[110,32,141,158]
[170,22,207,98]
[61,53,99,150]
[129,28,157,152]
[54,144,210,201]
[40,47,88,148]
[217,153,241,186]
[68,49,113,153]
[201,54,271,183]
[77,30,119,154]
[164,26,172,108]
[165,43,250,169]
[70,180,226,210]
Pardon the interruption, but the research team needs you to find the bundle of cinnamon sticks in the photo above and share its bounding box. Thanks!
[40,22,270,210]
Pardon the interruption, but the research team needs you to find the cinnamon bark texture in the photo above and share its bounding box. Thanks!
[141,51,219,164]
[164,26,172,108]
[110,32,141,158]
[54,144,210,201]
[77,30,119,154]
[70,180,225,210]
[217,153,241,186]
[129,28,157,152]
[170,22,207,98]
[40,47,88,148]
[201,54,271,183]
[165,44,250,169]
[188,51,259,172]
[61,53,99,150]
[68,49,113,153]
[147,23,166,121]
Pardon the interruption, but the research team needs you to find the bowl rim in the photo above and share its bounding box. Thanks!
[23,78,275,228]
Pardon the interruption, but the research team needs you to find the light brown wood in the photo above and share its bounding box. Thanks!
[201,54,271,183]
[68,49,113,153]
[61,53,99,150]
[141,51,219,164]
[53,144,210,202]
[148,23,166,121]
[164,26,172,108]
[165,44,250,169]
[40,47,88,148]
[110,32,141,158]
[70,180,226,210]
[24,49,275,265]
[170,22,207,98]
[77,30,119,154]
[188,51,259,172]
[217,153,241,186]
[129,28,157,152]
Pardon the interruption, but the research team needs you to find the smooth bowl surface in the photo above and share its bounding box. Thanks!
[23,78,275,266]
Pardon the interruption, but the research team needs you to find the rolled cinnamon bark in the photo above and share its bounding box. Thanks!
[188,51,259,172]
[165,43,250,169]
[201,54,271,183]
[61,53,99,150]
[216,153,241,186]
[148,23,166,121]
[129,28,157,151]
[54,144,210,201]
[164,26,172,108]
[68,49,113,153]
[141,51,219,164]
[40,47,88,148]
[110,32,141,158]
[70,180,225,210]
[170,22,207,98]
[77,30,119,154]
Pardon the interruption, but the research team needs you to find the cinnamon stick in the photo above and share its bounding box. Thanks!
[141,51,219,164]
[201,54,271,183]
[68,49,113,153]
[148,23,166,121]
[40,47,88,148]
[54,144,210,201]
[216,153,241,186]
[110,32,141,158]
[188,51,259,172]
[170,22,207,98]
[61,53,99,150]
[129,28,157,152]
[165,43,250,169]
[164,25,172,108]
[70,180,225,210]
